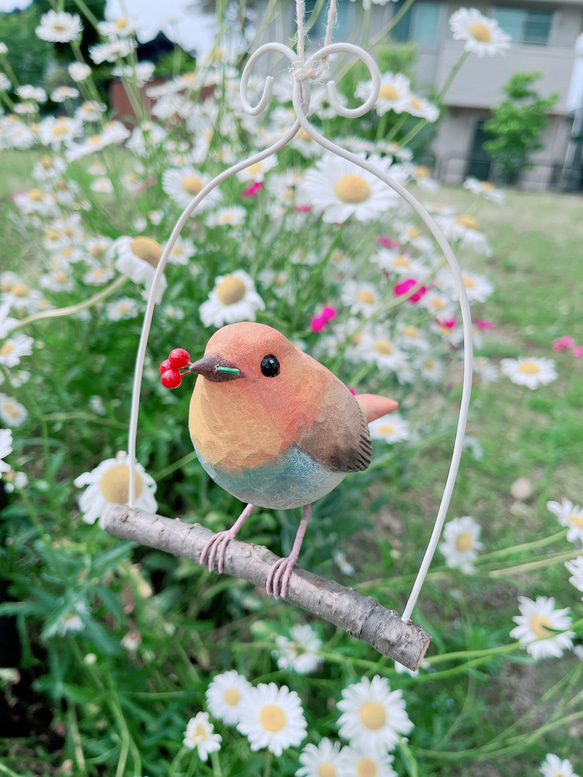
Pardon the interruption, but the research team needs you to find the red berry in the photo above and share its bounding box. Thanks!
[160,358,173,374]
[168,348,190,369]
[161,369,182,389]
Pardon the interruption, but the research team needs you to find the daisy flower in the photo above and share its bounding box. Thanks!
[439,516,483,573]
[165,236,196,266]
[183,712,222,761]
[97,16,141,38]
[35,11,83,43]
[358,327,408,373]
[0,333,34,368]
[205,206,247,227]
[438,214,493,256]
[473,356,499,384]
[0,394,28,427]
[161,167,222,210]
[237,682,307,757]
[0,428,12,476]
[73,451,158,529]
[564,557,583,593]
[403,94,439,122]
[547,498,583,544]
[461,270,494,302]
[540,753,580,777]
[2,469,28,494]
[463,177,505,204]
[341,281,383,317]
[57,603,88,636]
[296,738,345,777]
[199,270,265,328]
[340,746,398,777]
[509,596,574,659]
[302,153,399,223]
[449,8,511,57]
[51,86,79,103]
[90,177,113,194]
[68,62,91,82]
[419,355,445,384]
[500,357,558,390]
[89,38,136,65]
[355,71,411,115]
[369,414,411,444]
[272,623,323,675]
[337,675,413,753]
[111,236,167,303]
[237,155,278,182]
[206,670,252,725]
[106,297,140,321]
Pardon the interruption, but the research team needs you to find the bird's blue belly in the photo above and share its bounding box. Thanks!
[194,444,346,510]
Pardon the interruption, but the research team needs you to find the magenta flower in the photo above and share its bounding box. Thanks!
[475,319,493,330]
[377,235,400,249]
[242,181,263,198]
[321,306,337,321]
[310,315,327,333]
[552,336,575,351]
[393,278,427,303]
[574,345,583,357]
[295,205,311,213]
[437,317,457,329]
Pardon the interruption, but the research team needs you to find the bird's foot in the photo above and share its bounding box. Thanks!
[200,530,236,573]
[266,557,296,600]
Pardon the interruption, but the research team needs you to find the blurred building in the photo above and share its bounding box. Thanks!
[273,0,583,190]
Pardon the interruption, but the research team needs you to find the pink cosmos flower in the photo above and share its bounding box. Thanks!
[552,336,575,351]
[574,345,583,357]
[321,306,337,321]
[295,205,311,213]
[393,278,427,303]
[475,319,493,330]
[377,235,400,249]
[242,181,263,198]
[310,305,338,332]
[437,317,457,329]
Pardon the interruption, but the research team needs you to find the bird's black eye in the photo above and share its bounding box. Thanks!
[261,354,280,377]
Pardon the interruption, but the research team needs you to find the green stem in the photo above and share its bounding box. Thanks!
[7,275,129,333]
[211,750,222,777]
[0,765,22,777]
[400,51,469,149]
[70,0,101,29]
[263,750,273,777]
[67,704,87,775]
[184,750,199,777]
[487,548,581,578]
[154,451,199,480]
[41,412,128,430]
[385,112,409,144]
[475,529,567,563]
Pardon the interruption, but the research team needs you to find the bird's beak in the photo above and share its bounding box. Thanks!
[188,352,244,383]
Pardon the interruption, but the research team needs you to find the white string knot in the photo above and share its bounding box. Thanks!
[292,0,337,82]
[290,58,327,82]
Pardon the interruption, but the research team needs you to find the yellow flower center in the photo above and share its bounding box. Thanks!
[298,129,313,142]
[318,764,337,777]
[359,701,386,730]
[114,16,129,28]
[247,161,265,177]
[335,175,371,204]
[374,340,392,355]
[224,688,241,706]
[469,22,492,42]
[431,298,445,311]
[480,181,495,192]
[52,123,70,136]
[568,514,583,530]
[407,227,421,239]
[194,724,207,739]
[28,189,44,202]
[61,247,74,258]
[351,332,363,347]
[415,165,430,178]
[424,358,436,370]
[100,464,144,504]
[216,276,246,305]
[403,325,419,338]
[181,175,204,195]
[357,290,376,305]
[357,757,378,777]
[55,271,68,283]
[130,237,163,268]
[379,84,399,102]
[394,255,410,268]
[518,361,540,375]
[455,215,479,230]
[90,245,105,258]
[88,135,102,146]
[63,227,75,237]
[56,178,68,191]
[53,24,68,32]
[530,615,553,638]
[0,343,14,356]
[455,532,473,552]
[40,155,54,169]
[12,284,29,297]
[45,229,61,242]
[410,97,422,110]
[378,424,394,436]
[463,276,476,289]
[5,404,20,419]
[331,249,344,262]
[259,703,286,733]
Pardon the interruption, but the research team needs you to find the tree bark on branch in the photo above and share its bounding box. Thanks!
[104,504,432,671]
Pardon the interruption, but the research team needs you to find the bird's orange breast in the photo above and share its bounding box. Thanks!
[189,354,328,472]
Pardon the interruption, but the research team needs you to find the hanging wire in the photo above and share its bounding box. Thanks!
[126,0,473,624]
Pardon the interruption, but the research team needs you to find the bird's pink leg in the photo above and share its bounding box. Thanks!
[200,503,255,573]
[266,504,312,600]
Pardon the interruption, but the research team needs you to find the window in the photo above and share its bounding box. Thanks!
[392,1,441,45]
[494,7,553,46]
[305,0,351,42]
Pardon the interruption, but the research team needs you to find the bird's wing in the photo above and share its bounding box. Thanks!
[296,377,372,473]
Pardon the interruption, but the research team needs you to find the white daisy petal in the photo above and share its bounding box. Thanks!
[206,670,253,725]
[509,596,574,659]
[237,682,307,757]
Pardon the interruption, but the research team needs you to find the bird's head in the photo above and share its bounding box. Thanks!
[189,322,307,398]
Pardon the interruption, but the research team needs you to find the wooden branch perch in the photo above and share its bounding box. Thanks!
[104,505,431,671]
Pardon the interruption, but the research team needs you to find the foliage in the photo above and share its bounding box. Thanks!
[484,71,559,184]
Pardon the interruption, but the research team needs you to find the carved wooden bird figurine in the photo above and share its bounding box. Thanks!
[183,321,398,598]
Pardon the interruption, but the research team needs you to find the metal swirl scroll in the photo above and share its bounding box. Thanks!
[127,40,473,624]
